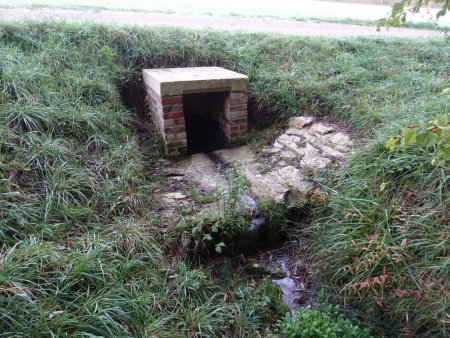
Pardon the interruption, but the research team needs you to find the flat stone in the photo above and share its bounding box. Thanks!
[276,166,312,193]
[289,116,315,129]
[262,147,282,154]
[272,140,284,149]
[285,127,317,143]
[276,134,303,146]
[304,143,320,157]
[279,150,297,160]
[175,153,227,192]
[327,132,353,152]
[301,156,331,169]
[213,146,257,165]
[322,145,346,158]
[162,192,187,200]
[143,67,248,96]
[309,123,335,136]
[246,166,313,204]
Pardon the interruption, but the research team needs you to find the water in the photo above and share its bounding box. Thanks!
[206,152,316,309]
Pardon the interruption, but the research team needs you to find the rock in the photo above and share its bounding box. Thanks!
[272,277,298,309]
[175,153,227,192]
[243,260,286,278]
[272,140,284,149]
[289,116,315,129]
[213,146,257,165]
[167,175,186,181]
[284,188,308,208]
[161,192,188,208]
[328,132,353,152]
[309,123,335,136]
[244,260,267,275]
[262,147,282,154]
[271,267,287,279]
[162,192,186,200]
[275,134,303,147]
[303,142,320,157]
[285,128,317,143]
[300,156,331,169]
[275,133,307,158]
[321,145,346,158]
[279,150,297,160]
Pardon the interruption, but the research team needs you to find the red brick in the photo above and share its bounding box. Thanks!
[164,125,186,134]
[174,117,185,125]
[239,123,248,131]
[163,104,183,113]
[176,132,187,140]
[230,91,248,105]
[167,139,187,148]
[165,118,175,127]
[230,126,239,132]
[228,110,247,119]
[229,104,247,112]
[229,117,247,125]
[161,95,183,105]
[164,111,184,119]
[165,133,176,141]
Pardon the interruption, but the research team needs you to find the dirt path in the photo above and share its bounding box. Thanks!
[0,8,445,38]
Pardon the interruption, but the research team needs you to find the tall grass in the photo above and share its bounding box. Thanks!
[0,21,448,336]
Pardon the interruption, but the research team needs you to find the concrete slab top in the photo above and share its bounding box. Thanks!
[143,67,248,96]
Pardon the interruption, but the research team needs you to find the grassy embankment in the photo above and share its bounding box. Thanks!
[0,22,448,336]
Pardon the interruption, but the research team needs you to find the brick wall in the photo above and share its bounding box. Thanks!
[145,87,248,156]
[227,91,248,145]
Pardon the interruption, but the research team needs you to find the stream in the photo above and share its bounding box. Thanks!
[207,152,316,311]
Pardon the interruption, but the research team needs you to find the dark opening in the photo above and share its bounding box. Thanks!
[183,91,229,154]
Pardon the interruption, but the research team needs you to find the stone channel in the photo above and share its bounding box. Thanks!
[157,115,354,309]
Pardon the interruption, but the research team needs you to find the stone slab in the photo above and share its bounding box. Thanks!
[174,153,227,193]
[143,67,248,96]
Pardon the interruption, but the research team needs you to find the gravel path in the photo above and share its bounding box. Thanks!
[0,8,444,38]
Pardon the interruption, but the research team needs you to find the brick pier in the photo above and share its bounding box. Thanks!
[143,67,249,156]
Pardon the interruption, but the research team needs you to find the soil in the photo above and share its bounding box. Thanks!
[0,8,444,39]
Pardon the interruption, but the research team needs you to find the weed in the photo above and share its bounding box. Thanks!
[279,305,375,338]
[182,165,248,254]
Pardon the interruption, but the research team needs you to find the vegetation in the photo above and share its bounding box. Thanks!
[382,0,450,26]
[0,21,448,336]
[279,305,374,338]
[181,165,248,255]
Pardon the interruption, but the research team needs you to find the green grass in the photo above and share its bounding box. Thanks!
[293,16,450,30]
[0,22,449,336]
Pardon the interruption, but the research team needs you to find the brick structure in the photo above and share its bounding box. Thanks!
[143,67,249,156]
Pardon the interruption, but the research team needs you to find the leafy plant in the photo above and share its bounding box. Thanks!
[279,306,375,338]
[183,165,248,254]
[386,114,449,166]
[380,0,449,27]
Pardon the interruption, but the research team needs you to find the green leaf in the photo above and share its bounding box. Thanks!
[215,242,225,253]
[386,137,399,152]
[433,114,448,126]
[402,127,416,146]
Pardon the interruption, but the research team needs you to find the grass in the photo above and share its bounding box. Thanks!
[2,0,450,30]
[293,16,450,30]
[0,21,449,336]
